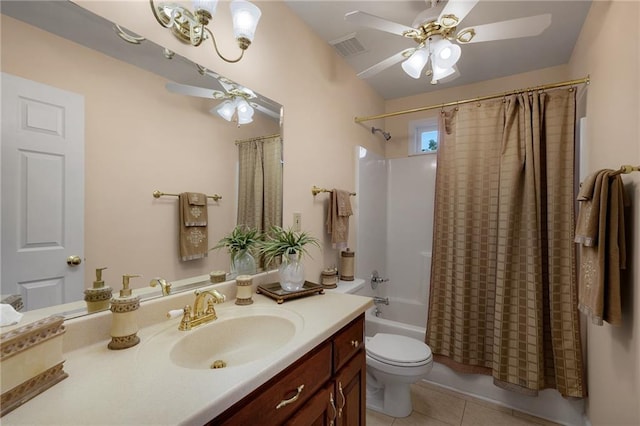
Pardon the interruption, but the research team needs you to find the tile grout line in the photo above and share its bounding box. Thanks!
[459,400,467,426]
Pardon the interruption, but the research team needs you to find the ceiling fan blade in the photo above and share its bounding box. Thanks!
[459,14,552,43]
[438,0,479,25]
[165,82,225,99]
[251,103,281,121]
[357,50,412,79]
[345,11,415,36]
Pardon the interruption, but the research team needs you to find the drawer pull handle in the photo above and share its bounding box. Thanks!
[276,384,304,409]
[351,340,360,348]
[329,392,337,426]
[337,382,345,418]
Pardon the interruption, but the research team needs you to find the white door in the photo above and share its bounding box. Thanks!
[1,72,84,311]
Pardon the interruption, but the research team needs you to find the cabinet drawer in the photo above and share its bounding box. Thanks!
[215,342,332,425]
[332,315,364,372]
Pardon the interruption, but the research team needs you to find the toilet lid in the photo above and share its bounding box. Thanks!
[366,333,432,366]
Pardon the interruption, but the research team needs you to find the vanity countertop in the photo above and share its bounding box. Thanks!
[2,290,372,425]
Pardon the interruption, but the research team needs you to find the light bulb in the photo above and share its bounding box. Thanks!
[401,48,429,79]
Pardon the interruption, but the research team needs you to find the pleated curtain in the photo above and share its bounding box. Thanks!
[426,89,585,398]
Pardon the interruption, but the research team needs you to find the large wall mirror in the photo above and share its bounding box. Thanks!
[0,1,283,316]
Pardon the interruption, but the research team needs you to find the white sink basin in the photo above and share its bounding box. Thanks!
[139,305,303,370]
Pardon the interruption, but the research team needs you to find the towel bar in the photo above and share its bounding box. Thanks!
[152,190,222,202]
[311,186,356,196]
[610,165,640,176]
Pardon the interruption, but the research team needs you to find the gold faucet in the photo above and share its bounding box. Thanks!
[149,277,172,296]
[179,289,226,331]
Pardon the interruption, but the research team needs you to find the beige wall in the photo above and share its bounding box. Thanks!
[1,15,279,286]
[568,1,640,424]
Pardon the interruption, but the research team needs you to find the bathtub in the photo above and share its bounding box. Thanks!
[356,289,585,426]
[364,303,425,341]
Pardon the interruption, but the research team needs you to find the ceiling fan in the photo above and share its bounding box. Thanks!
[165,68,281,125]
[345,0,552,84]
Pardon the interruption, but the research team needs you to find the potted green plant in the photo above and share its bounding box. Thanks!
[211,225,261,278]
[258,226,321,291]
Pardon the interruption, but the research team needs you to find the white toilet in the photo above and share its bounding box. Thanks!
[365,333,433,418]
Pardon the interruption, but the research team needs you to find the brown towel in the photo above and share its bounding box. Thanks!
[326,189,352,246]
[179,193,208,261]
[183,192,207,226]
[575,170,628,326]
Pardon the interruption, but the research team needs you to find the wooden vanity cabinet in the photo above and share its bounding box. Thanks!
[210,314,365,426]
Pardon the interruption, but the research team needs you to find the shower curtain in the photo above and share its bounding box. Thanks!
[236,135,283,234]
[426,89,585,398]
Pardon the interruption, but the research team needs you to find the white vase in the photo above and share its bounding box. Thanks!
[230,251,257,279]
[279,253,305,292]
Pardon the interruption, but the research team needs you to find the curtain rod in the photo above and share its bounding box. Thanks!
[235,133,281,145]
[354,76,590,123]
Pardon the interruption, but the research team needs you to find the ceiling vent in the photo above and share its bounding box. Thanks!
[330,33,367,57]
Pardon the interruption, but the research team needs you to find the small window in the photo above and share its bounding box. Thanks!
[420,130,439,153]
[409,116,439,156]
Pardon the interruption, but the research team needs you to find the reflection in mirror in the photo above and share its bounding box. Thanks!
[0,1,283,317]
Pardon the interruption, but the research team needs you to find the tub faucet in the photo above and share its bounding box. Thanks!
[373,296,389,305]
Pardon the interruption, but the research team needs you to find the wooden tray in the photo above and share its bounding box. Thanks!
[256,281,324,304]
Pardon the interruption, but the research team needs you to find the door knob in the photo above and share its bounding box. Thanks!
[66,255,82,266]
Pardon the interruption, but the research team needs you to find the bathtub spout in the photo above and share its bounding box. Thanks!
[373,296,389,305]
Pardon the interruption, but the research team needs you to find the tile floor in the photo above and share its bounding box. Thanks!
[366,381,561,426]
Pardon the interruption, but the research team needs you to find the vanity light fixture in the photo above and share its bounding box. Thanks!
[149,0,261,63]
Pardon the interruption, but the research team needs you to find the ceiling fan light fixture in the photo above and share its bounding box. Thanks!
[401,48,429,79]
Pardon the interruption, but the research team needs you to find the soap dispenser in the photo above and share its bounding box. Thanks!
[84,267,112,313]
[108,274,141,350]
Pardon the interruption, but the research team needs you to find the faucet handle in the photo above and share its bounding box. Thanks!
[167,308,184,319]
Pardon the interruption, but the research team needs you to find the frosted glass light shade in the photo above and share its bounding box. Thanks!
[431,63,456,84]
[230,0,262,42]
[236,99,254,124]
[215,99,236,121]
[401,48,429,79]
[432,39,461,69]
[192,0,218,16]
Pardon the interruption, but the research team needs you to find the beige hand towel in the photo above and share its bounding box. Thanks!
[326,189,352,246]
[576,170,628,326]
[179,193,208,261]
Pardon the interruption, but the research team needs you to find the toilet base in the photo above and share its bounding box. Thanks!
[366,381,413,418]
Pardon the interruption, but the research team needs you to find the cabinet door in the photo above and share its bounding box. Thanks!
[333,316,364,372]
[335,350,366,426]
[285,382,337,426]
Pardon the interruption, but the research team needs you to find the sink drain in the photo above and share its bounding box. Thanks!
[210,360,227,369]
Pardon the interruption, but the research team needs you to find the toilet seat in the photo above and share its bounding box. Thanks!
[366,333,432,367]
